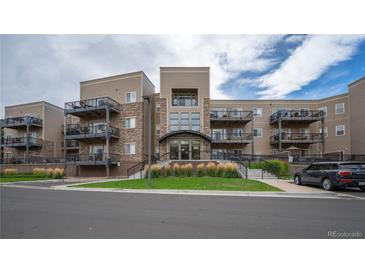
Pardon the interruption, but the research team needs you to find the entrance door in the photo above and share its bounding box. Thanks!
[191,141,200,160]
[180,142,189,160]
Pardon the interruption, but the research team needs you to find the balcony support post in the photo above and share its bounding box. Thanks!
[251,114,254,155]
[25,118,30,163]
[64,113,67,173]
[106,107,110,177]
[321,116,325,154]
[278,118,282,151]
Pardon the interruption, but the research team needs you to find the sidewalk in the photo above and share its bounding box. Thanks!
[260,179,328,193]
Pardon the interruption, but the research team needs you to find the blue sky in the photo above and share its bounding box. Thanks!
[1,35,365,115]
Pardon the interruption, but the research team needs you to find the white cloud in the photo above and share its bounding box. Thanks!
[257,35,365,99]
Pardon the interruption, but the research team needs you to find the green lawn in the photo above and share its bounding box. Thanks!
[0,175,50,183]
[72,177,282,191]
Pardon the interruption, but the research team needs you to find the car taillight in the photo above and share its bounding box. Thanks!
[338,170,352,176]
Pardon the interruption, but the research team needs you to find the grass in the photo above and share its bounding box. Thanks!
[72,177,282,192]
[0,174,50,183]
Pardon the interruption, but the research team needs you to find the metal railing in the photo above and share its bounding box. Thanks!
[65,123,120,138]
[270,110,323,123]
[210,110,253,120]
[0,116,43,128]
[167,125,203,133]
[65,97,120,113]
[65,153,120,165]
[1,156,64,164]
[61,140,80,149]
[270,133,323,143]
[211,132,253,143]
[1,136,42,147]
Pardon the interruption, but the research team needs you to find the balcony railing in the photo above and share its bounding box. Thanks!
[211,132,253,143]
[0,116,43,128]
[64,97,120,115]
[1,136,43,147]
[270,133,324,144]
[65,153,120,165]
[61,140,80,150]
[270,110,323,123]
[210,110,253,121]
[65,123,120,139]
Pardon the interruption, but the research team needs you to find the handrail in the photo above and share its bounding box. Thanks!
[65,153,119,164]
[1,136,42,146]
[65,97,120,111]
[1,116,43,127]
[270,109,323,122]
[270,133,323,143]
[211,132,253,142]
[210,110,253,120]
[231,156,249,179]
[65,123,120,137]
[259,159,279,179]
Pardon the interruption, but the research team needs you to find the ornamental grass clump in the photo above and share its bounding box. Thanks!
[46,168,55,178]
[32,168,47,177]
[206,162,217,177]
[224,162,240,178]
[216,163,225,177]
[164,163,171,177]
[183,163,193,177]
[53,168,65,179]
[173,163,181,177]
[196,163,206,177]
[4,168,17,175]
[144,164,162,178]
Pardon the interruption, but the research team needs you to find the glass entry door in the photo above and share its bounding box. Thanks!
[169,139,201,160]
[180,142,189,160]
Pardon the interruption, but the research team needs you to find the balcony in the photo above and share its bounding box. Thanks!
[65,123,120,140]
[64,97,120,117]
[270,133,324,144]
[270,110,323,124]
[0,116,43,129]
[210,110,253,123]
[61,140,80,150]
[211,132,253,144]
[65,153,120,166]
[1,136,42,148]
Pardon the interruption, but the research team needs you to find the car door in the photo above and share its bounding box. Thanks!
[301,164,319,184]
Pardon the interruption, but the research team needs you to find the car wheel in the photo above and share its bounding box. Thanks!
[322,178,334,191]
[360,187,365,192]
[294,175,302,185]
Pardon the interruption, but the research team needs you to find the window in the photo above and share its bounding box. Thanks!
[191,112,200,131]
[232,108,242,117]
[171,88,198,107]
[125,92,136,103]
[156,124,160,136]
[156,103,160,112]
[252,107,262,117]
[335,103,345,114]
[233,128,242,137]
[254,128,263,138]
[319,127,328,137]
[319,106,327,117]
[124,117,136,129]
[336,125,345,136]
[125,143,136,155]
[5,152,12,159]
[180,112,189,130]
[170,112,179,131]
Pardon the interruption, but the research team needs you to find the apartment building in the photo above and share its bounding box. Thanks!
[0,101,64,163]
[63,71,154,177]
[1,68,364,177]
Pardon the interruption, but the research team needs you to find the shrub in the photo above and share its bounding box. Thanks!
[262,160,288,177]
[164,163,171,177]
[183,163,192,177]
[33,168,47,177]
[173,163,181,177]
[206,162,216,177]
[216,163,225,177]
[249,162,261,169]
[196,163,206,177]
[53,168,65,179]
[224,162,241,178]
[144,164,162,178]
[46,168,55,178]
[4,168,17,175]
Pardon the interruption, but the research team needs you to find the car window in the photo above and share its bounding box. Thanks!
[307,165,319,171]
[322,163,338,170]
[339,163,365,169]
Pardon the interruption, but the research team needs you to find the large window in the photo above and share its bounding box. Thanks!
[252,107,262,117]
[171,88,198,107]
[191,112,200,131]
[170,112,179,131]
[254,128,263,138]
[180,112,190,130]
[335,103,345,114]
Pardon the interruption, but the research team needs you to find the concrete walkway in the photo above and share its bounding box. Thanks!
[260,179,328,193]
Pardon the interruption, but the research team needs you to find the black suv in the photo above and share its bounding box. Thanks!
[294,162,365,191]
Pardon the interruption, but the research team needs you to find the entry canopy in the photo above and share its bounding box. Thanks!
[158,130,211,143]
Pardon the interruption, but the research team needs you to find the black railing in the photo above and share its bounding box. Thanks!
[65,153,120,165]
[1,136,42,147]
[271,133,323,143]
[61,140,80,149]
[210,110,253,120]
[65,123,120,138]
[211,132,253,143]
[65,97,120,113]
[0,116,43,128]
[1,156,64,164]
[270,110,323,123]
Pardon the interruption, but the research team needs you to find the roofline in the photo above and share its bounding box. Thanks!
[5,101,63,111]
[80,71,154,86]
[348,75,365,87]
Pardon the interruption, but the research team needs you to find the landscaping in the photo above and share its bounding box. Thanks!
[0,168,65,183]
[71,177,282,191]
[249,160,290,179]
